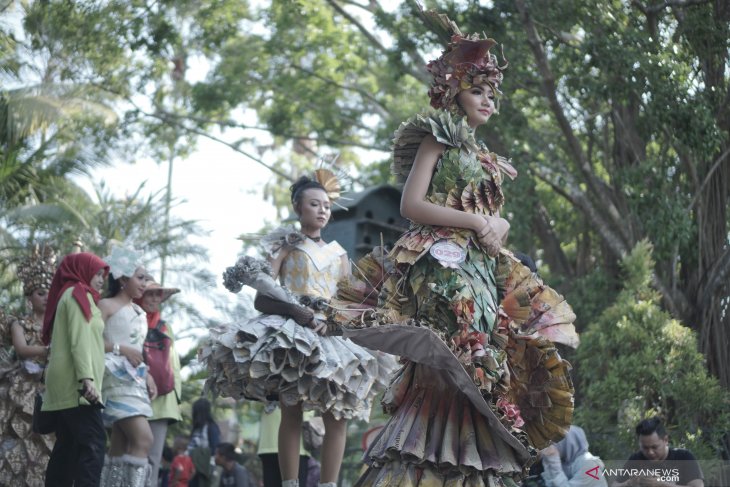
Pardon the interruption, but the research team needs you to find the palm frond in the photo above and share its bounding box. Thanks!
[1,83,117,146]
[3,202,89,226]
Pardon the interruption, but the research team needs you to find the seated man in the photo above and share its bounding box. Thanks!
[612,417,704,487]
[215,442,254,487]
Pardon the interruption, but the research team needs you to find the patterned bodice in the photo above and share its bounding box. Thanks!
[389,111,517,265]
[428,140,509,218]
[103,303,147,353]
[280,239,347,299]
[15,316,44,348]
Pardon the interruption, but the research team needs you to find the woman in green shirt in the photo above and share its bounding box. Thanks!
[41,252,109,487]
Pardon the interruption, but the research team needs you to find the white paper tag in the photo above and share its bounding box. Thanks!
[429,240,467,268]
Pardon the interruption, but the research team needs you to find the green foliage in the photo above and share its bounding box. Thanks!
[575,240,730,460]
[563,266,617,334]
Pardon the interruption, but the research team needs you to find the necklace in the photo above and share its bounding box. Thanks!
[305,234,322,242]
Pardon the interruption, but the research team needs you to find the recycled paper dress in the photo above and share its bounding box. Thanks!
[0,312,54,486]
[330,112,580,486]
[203,234,395,421]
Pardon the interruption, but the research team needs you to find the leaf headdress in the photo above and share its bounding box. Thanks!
[16,244,57,295]
[423,10,507,111]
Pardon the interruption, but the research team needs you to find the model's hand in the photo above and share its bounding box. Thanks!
[146,373,158,400]
[308,318,327,335]
[80,378,100,404]
[121,345,144,367]
[475,216,510,257]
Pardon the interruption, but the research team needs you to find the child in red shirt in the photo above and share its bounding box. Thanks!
[169,436,195,487]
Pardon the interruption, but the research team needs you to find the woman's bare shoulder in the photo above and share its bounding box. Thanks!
[97,298,123,320]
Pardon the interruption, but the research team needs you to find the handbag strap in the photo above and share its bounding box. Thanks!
[40,343,49,385]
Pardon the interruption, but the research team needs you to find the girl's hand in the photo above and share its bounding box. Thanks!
[146,373,158,400]
[475,216,510,257]
[308,318,327,336]
[121,345,144,367]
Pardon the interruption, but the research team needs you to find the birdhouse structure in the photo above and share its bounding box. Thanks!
[321,185,408,260]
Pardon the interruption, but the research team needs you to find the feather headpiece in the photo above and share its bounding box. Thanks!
[313,168,341,203]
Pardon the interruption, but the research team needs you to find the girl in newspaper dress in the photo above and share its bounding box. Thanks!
[205,172,395,487]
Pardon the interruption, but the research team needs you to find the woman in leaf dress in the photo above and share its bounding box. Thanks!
[0,246,56,486]
[336,12,580,487]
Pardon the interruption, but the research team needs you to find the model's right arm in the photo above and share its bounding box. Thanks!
[269,246,292,281]
[11,320,48,359]
[401,135,484,231]
[401,135,509,251]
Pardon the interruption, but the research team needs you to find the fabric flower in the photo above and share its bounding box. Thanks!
[104,245,144,279]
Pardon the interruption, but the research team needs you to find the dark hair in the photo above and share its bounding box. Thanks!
[514,251,537,273]
[173,435,189,452]
[290,176,326,209]
[192,397,215,431]
[216,442,237,462]
[162,444,174,463]
[106,275,125,298]
[636,417,667,437]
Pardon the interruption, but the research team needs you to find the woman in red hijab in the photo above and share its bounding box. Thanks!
[42,252,109,487]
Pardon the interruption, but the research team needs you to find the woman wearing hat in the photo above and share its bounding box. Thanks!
[98,246,157,487]
[0,245,56,485]
[134,277,182,487]
[339,11,578,486]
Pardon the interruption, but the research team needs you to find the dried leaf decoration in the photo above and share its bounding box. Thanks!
[313,168,341,202]
[446,187,463,210]
[460,181,478,213]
